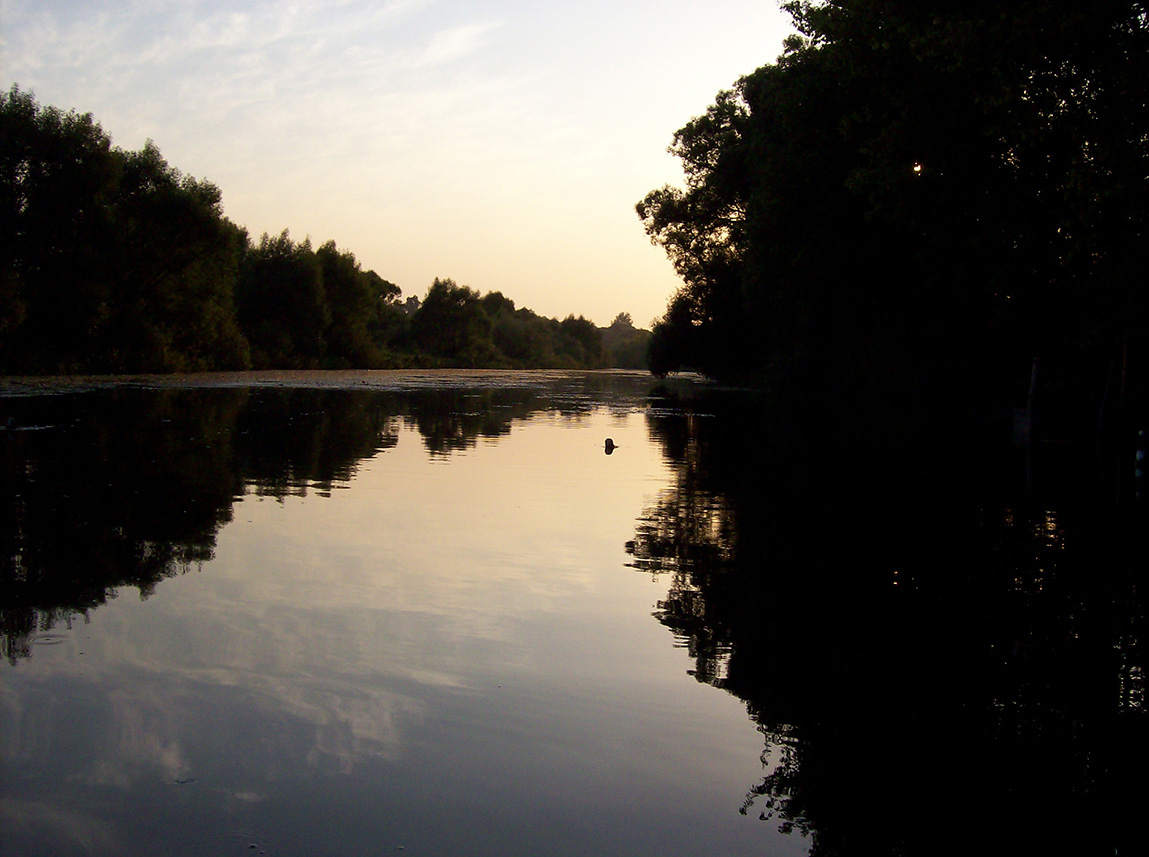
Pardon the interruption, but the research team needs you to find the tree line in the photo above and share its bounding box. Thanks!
[0,86,650,375]
[639,0,1147,423]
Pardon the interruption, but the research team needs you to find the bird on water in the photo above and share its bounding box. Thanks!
[604,438,617,455]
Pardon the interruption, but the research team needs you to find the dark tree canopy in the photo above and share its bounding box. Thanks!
[558,314,606,367]
[639,0,1148,419]
[2,86,648,375]
[236,230,328,369]
[317,239,403,368]
[407,280,614,369]
[111,142,250,371]
[410,277,495,364]
[0,87,249,372]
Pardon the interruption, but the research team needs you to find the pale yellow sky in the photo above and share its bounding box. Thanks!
[2,0,795,326]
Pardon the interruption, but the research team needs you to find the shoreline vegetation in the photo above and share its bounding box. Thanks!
[4,0,1145,438]
[0,86,651,378]
[635,1,1145,432]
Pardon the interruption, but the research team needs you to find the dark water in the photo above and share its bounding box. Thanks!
[1,371,1146,856]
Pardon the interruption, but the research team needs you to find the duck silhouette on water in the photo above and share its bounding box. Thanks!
[604,438,618,455]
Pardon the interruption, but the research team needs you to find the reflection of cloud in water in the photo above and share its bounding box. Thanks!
[87,687,194,787]
[7,454,660,809]
[78,670,428,787]
[3,406,666,797]
[4,617,432,791]
[263,679,427,775]
[1,799,122,855]
[2,381,731,856]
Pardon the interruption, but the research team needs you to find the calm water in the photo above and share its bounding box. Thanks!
[1,370,1146,856]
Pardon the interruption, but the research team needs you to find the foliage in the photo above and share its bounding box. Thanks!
[1,86,648,375]
[236,231,327,368]
[1,86,121,372]
[0,86,251,372]
[602,312,652,370]
[110,142,251,371]
[639,1,1149,415]
[410,277,495,365]
[558,314,606,367]
[317,240,404,368]
[405,279,614,370]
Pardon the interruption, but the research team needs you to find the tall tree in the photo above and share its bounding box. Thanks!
[1,86,121,372]
[639,1,1149,416]
[0,87,251,373]
[107,141,250,371]
[237,230,328,369]
[316,240,401,368]
[410,277,495,365]
[558,314,606,368]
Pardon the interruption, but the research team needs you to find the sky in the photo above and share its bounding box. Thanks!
[2,0,795,327]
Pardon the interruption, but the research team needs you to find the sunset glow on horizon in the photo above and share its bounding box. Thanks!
[2,0,795,327]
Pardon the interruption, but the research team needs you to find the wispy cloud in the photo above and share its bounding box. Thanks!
[2,0,796,323]
[414,21,500,67]
[3,0,512,150]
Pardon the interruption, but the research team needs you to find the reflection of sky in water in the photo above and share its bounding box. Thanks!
[1,406,806,857]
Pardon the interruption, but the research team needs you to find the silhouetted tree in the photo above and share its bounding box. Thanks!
[360,267,410,358]
[316,240,404,367]
[237,230,328,368]
[410,277,496,365]
[558,314,605,367]
[602,312,652,369]
[0,87,250,372]
[2,87,654,375]
[0,86,121,372]
[105,141,250,371]
[639,1,1149,417]
[480,290,516,318]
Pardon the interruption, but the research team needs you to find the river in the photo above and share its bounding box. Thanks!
[1,370,1145,856]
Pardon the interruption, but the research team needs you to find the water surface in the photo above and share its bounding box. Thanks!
[2,369,1146,856]
[1,372,802,857]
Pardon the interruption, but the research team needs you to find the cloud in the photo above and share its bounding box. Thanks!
[2,0,797,324]
[414,20,500,67]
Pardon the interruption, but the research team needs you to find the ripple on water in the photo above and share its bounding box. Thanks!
[30,633,67,646]
[176,830,280,856]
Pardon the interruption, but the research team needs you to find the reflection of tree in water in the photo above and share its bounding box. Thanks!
[404,389,541,455]
[2,389,245,662]
[0,386,526,663]
[1,376,669,664]
[236,389,400,496]
[628,392,1148,856]
[403,372,651,456]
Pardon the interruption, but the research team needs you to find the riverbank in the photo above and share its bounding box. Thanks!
[0,368,702,397]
